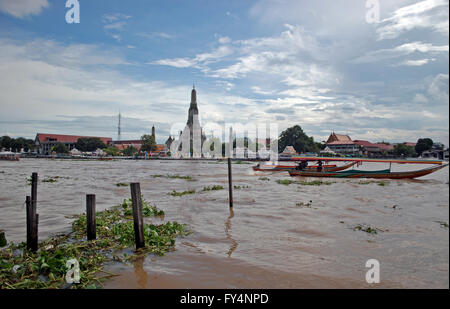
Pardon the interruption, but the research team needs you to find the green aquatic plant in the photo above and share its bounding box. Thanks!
[168,189,196,197]
[202,185,224,191]
[296,200,313,208]
[258,177,270,181]
[435,221,449,228]
[233,185,250,190]
[119,197,164,217]
[276,179,296,185]
[353,224,378,234]
[0,195,190,289]
[234,160,251,164]
[298,180,333,186]
[115,183,129,187]
[167,175,193,180]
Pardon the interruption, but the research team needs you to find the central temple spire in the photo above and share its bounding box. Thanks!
[190,85,197,107]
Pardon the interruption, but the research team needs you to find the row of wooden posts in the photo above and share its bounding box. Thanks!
[24,158,234,252]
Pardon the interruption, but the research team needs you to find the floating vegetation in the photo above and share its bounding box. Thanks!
[258,177,270,181]
[168,175,193,180]
[435,221,449,228]
[152,174,193,181]
[202,185,224,191]
[120,197,165,217]
[276,179,296,185]
[298,180,333,186]
[353,224,378,234]
[234,160,252,165]
[168,189,196,197]
[27,176,65,185]
[357,180,388,186]
[234,185,250,190]
[0,196,189,289]
[115,183,129,187]
[296,200,313,208]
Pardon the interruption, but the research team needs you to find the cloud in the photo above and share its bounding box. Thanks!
[428,73,449,102]
[102,13,132,42]
[397,58,435,66]
[353,42,448,63]
[0,0,48,18]
[136,32,175,40]
[376,0,449,40]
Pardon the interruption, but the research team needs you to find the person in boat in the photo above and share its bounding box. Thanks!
[296,161,308,170]
[317,160,323,172]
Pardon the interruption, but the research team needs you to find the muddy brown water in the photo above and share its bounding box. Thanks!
[0,159,448,288]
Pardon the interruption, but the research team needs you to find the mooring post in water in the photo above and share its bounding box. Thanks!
[86,194,96,240]
[26,195,38,252]
[30,172,39,252]
[26,196,32,249]
[0,230,6,247]
[130,183,145,249]
[228,158,233,208]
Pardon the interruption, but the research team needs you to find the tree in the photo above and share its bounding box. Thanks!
[51,143,69,154]
[415,138,433,155]
[394,144,415,157]
[104,145,120,156]
[1,136,12,150]
[140,134,157,152]
[277,125,320,154]
[75,138,106,152]
[121,146,138,156]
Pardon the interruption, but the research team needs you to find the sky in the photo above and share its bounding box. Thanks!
[0,0,448,145]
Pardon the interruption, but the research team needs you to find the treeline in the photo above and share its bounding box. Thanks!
[0,136,34,152]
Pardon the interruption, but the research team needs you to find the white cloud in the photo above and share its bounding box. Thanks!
[353,42,448,63]
[377,0,449,40]
[0,0,48,18]
[428,73,449,102]
[397,58,435,66]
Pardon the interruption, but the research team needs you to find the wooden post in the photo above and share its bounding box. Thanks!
[31,173,38,219]
[130,183,145,249]
[228,158,233,208]
[26,196,32,249]
[0,230,6,247]
[86,194,96,240]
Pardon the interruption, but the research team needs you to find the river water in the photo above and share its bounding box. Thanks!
[0,158,448,288]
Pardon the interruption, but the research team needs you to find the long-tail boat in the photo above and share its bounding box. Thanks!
[252,161,357,172]
[287,156,448,179]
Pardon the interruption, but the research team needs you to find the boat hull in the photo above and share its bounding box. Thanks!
[288,164,448,179]
[253,161,356,172]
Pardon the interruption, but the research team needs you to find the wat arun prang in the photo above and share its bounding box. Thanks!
[178,86,206,157]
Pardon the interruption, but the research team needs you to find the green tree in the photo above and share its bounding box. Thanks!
[121,146,138,156]
[277,125,319,154]
[104,145,120,156]
[140,134,157,152]
[415,138,433,155]
[51,143,69,154]
[75,138,106,152]
[1,136,12,150]
[394,144,415,157]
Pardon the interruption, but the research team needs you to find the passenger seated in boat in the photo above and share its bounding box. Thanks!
[296,161,308,170]
[317,160,323,172]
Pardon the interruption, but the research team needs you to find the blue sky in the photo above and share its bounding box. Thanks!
[0,0,448,145]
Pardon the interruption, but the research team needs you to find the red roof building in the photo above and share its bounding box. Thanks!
[326,132,358,155]
[35,133,112,155]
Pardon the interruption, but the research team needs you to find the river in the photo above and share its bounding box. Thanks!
[0,158,448,288]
